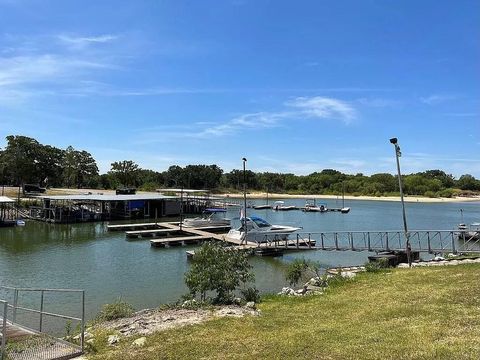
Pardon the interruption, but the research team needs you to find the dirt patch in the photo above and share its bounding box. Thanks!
[95,306,260,337]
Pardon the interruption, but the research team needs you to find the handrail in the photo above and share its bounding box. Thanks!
[0,286,85,353]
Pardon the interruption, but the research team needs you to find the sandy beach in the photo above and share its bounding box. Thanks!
[220,192,480,203]
[2,187,479,204]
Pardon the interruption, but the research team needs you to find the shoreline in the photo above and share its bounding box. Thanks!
[3,187,479,204]
[221,192,480,203]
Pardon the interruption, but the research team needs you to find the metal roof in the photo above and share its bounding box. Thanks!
[39,194,178,202]
[156,188,210,194]
[0,196,15,203]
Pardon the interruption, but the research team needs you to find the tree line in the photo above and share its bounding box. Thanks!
[1,135,479,197]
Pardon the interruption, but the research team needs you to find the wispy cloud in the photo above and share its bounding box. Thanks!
[0,33,121,106]
[286,96,356,124]
[356,97,401,108]
[134,96,357,143]
[58,34,118,46]
[420,94,456,105]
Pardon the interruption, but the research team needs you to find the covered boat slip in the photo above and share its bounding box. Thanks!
[29,193,191,224]
[0,196,17,227]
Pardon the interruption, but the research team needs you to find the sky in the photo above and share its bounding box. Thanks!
[0,0,479,177]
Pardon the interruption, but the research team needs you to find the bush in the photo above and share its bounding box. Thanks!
[95,299,134,322]
[285,259,321,287]
[365,258,391,273]
[241,287,260,303]
[185,242,254,304]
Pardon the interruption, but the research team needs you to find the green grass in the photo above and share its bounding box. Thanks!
[88,264,480,359]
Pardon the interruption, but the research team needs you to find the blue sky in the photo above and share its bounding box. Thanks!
[0,0,479,177]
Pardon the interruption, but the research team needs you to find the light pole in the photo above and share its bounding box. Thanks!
[242,158,247,245]
[390,137,411,266]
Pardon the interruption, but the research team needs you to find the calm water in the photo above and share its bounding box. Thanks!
[1,198,479,322]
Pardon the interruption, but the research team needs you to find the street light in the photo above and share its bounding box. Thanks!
[390,137,411,266]
[242,158,247,245]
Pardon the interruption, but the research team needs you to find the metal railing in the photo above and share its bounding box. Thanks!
[0,286,85,360]
[247,229,480,254]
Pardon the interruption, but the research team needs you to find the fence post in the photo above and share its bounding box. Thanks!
[81,290,85,353]
[1,301,7,360]
[367,232,371,251]
[335,233,339,250]
[321,233,324,250]
[427,232,432,253]
[385,232,389,251]
[12,289,18,323]
[39,290,44,332]
[451,231,456,254]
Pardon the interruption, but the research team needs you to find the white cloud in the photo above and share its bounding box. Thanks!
[286,96,356,124]
[420,94,456,105]
[57,34,118,49]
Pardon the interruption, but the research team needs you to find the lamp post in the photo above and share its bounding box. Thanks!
[242,158,247,245]
[390,137,411,266]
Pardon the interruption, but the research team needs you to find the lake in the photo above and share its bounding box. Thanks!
[1,197,479,323]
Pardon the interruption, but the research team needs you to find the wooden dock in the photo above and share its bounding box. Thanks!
[107,222,161,231]
[150,235,212,247]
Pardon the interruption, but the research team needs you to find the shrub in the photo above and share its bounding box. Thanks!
[241,287,260,303]
[285,258,321,287]
[95,299,134,322]
[185,242,254,304]
[365,258,391,273]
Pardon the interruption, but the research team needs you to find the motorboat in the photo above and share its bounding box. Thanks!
[272,201,297,211]
[457,222,480,241]
[302,199,327,212]
[225,216,301,243]
[182,208,231,228]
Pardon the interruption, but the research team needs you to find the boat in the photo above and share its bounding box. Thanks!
[272,201,298,211]
[340,182,350,213]
[253,191,272,209]
[457,222,480,241]
[302,199,327,212]
[225,216,301,243]
[182,208,231,228]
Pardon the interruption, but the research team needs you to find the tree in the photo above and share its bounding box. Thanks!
[184,242,254,303]
[285,259,321,287]
[457,174,480,191]
[110,160,140,187]
[1,135,42,185]
[62,146,99,188]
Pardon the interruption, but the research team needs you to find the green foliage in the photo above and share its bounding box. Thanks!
[184,242,254,304]
[241,287,260,303]
[95,299,134,322]
[365,258,391,273]
[285,258,321,287]
[2,135,480,196]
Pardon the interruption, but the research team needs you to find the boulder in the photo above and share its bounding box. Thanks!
[107,334,120,346]
[245,301,256,309]
[182,299,197,308]
[433,256,445,261]
[132,337,147,347]
[340,271,356,279]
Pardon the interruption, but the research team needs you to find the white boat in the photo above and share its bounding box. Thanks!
[458,222,480,240]
[182,208,231,228]
[272,201,297,211]
[225,216,301,243]
[303,199,327,212]
[340,182,350,213]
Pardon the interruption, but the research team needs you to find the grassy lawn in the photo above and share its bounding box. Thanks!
[88,264,480,359]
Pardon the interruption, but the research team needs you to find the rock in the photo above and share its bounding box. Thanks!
[278,287,296,296]
[182,299,196,308]
[73,331,93,341]
[397,263,409,268]
[433,256,445,261]
[448,260,459,266]
[132,337,147,347]
[86,338,95,345]
[295,288,306,295]
[245,301,256,309]
[107,334,120,346]
[340,271,356,279]
[233,297,242,305]
[447,253,457,258]
[306,285,323,293]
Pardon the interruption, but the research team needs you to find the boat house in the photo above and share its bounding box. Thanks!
[30,193,187,223]
[0,196,16,227]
